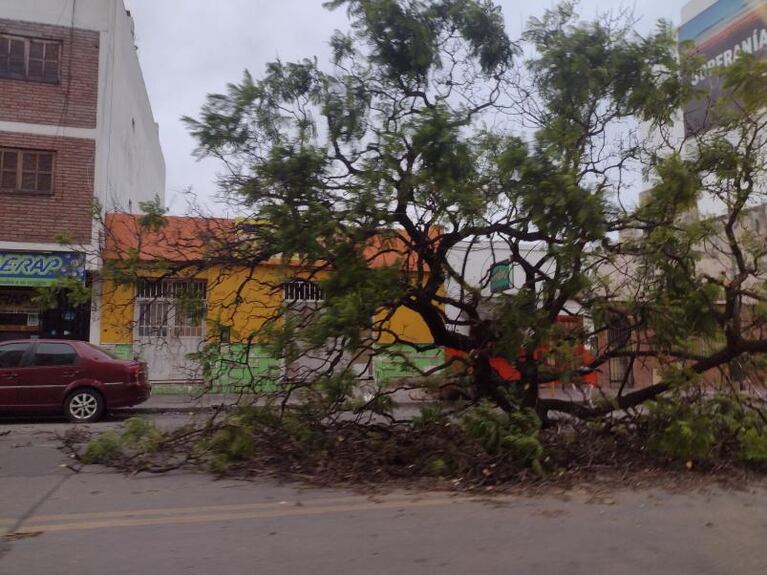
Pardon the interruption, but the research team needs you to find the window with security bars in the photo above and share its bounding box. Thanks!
[0,35,60,83]
[136,279,207,338]
[0,149,54,194]
[283,280,324,302]
[607,316,634,388]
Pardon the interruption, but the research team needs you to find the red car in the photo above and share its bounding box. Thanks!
[0,339,150,422]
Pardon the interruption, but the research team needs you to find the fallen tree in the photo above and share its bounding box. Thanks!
[83,0,767,476]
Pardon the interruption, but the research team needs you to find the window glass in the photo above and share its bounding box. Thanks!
[1,171,15,189]
[45,42,59,61]
[21,173,36,190]
[29,41,44,59]
[0,342,30,368]
[0,36,60,82]
[37,153,53,172]
[2,150,16,169]
[0,39,7,76]
[8,38,24,76]
[33,342,78,367]
[0,150,55,194]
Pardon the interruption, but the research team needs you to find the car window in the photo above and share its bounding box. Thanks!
[0,342,30,368]
[33,342,79,367]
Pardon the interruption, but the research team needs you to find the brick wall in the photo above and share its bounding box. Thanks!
[0,131,94,244]
[0,18,100,129]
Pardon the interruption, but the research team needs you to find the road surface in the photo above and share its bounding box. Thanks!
[1,412,766,575]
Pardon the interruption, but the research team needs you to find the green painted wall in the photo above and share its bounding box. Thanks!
[102,342,442,394]
[372,345,444,383]
[203,344,281,393]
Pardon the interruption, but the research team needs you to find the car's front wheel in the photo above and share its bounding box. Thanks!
[65,389,105,423]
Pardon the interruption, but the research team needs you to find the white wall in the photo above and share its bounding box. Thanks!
[95,1,165,214]
[0,0,108,31]
[445,240,551,336]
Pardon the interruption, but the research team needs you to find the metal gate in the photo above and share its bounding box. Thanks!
[133,279,206,384]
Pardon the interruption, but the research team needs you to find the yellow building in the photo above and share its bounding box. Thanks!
[98,214,442,391]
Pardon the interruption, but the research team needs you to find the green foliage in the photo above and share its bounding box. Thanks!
[525,2,682,163]
[120,417,164,451]
[461,402,543,468]
[412,404,449,429]
[137,196,168,230]
[208,423,256,463]
[325,0,516,81]
[200,406,330,472]
[33,276,91,310]
[81,418,164,464]
[81,431,122,464]
[646,395,767,465]
[426,455,450,476]
[655,415,715,460]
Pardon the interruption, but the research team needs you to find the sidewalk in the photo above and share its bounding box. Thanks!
[123,384,600,416]
[124,393,244,415]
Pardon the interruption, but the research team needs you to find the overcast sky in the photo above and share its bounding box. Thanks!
[122,0,685,215]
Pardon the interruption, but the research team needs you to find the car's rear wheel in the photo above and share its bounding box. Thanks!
[65,389,105,423]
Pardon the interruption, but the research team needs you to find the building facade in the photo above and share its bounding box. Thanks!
[0,0,165,343]
[99,214,440,390]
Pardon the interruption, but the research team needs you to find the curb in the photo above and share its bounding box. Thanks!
[118,404,235,416]
[119,400,431,416]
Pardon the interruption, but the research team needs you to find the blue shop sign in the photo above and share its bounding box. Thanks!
[0,252,85,287]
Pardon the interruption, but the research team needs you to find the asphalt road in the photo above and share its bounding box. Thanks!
[1,411,767,575]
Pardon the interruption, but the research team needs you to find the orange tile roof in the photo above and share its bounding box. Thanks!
[104,213,234,263]
[105,213,437,271]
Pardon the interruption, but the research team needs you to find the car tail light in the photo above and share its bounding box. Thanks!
[126,364,145,385]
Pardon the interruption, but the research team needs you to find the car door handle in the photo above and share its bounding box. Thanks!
[63,371,81,377]
[2,372,18,379]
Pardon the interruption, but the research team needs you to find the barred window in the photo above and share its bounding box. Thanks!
[284,280,324,302]
[607,316,634,388]
[137,279,207,300]
[0,35,60,83]
[136,279,207,338]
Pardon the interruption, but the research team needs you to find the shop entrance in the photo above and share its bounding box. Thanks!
[0,288,40,341]
[0,287,90,342]
[0,251,89,342]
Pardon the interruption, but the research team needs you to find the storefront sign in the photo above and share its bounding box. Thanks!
[0,252,85,287]
[680,0,767,135]
[490,261,511,293]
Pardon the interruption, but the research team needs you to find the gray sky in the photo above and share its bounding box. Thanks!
[123,0,685,215]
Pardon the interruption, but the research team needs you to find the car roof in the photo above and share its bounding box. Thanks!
[0,339,86,345]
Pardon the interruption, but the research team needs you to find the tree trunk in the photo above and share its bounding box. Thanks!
[473,354,514,412]
[519,358,539,410]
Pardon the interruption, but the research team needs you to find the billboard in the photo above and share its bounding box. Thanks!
[680,0,767,135]
[0,252,85,287]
